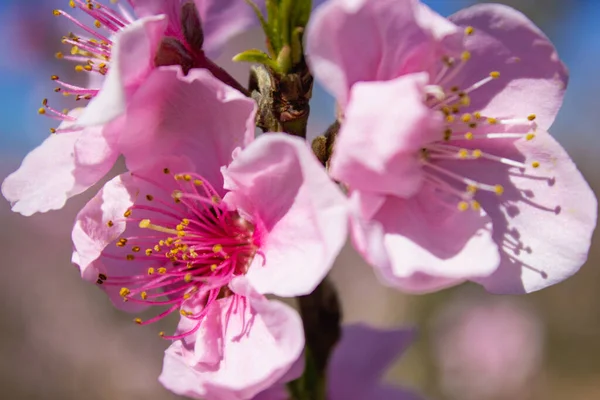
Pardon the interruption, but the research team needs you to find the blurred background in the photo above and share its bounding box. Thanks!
[0,0,599,399]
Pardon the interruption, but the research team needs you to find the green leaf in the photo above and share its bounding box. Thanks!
[232,49,280,72]
[244,0,279,57]
[290,27,304,65]
[276,45,292,75]
[280,0,293,46]
[292,0,312,28]
[266,0,282,54]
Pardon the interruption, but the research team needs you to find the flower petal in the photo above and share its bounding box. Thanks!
[76,15,168,126]
[159,277,304,400]
[118,66,256,194]
[330,73,442,198]
[72,157,195,303]
[306,0,458,106]
[2,113,118,216]
[350,188,500,293]
[448,3,568,130]
[223,134,348,297]
[469,131,597,293]
[328,324,417,400]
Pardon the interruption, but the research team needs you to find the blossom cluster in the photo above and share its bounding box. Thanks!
[2,0,596,399]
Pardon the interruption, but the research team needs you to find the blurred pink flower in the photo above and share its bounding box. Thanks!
[306,0,597,294]
[432,294,544,400]
[255,324,423,400]
[2,0,256,216]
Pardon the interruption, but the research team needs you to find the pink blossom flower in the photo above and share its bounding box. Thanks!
[254,324,423,400]
[71,69,348,398]
[306,0,597,293]
[432,293,544,400]
[2,0,256,216]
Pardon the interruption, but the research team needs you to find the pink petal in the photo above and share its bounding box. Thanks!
[328,324,421,400]
[118,66,256,194]
[2,113,118,216]
[448,3,568,130]
[350,188,500,293]
[223,134,348,297]
[330,73,442,198]
[468,131,597,293]
[72,156,194,282]
[306,0,458,106]
[159,277,304,400]
[76,15,168,126]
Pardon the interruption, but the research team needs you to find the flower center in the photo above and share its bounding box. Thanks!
[419,26,541,212]
[98,168,259,339]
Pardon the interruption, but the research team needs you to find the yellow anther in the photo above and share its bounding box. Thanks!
[145,249,153,256]
[211,264,218,271]
[464,132,474,140]
[531,161,540,168]
[126,254,135,261]
[466,184,478,194]
[140,291,148,300]
[213,244,223,253]
[183,293,192,300]
[146,194,154,201]
[465,26,475,35]
[166,238,174,245]
[106,220,114,227]
[461,51,471,61]
[446,115,455,123]
[487,117,498,125]
[172,190,183,199]
[69,0,76,7]
[527,114,537,121]
[153,245,161,252]
[474,112,482,120]
[131,246,140,253]
[441,106,451,115]
[147,267,155,275]
[134,318,142,324]
[490,71,501,79]
[83,65,93,72]
[458,201,469,211]
[461,113,472,123]
[50,128,57,134]
[159,331,165,337]
[174,174,183,180]
[163,167,170,174]
[211,195,221,204]
[52,9,61,16]
[38,108,46,115]
[194,179,203,186]
[182,218,190,225]
[471,200,481,211]
[124,209,132,217]
[184,273,193,283]
[460,95,471,106]
[472,149,482,158]
[526,133,535,141]
[158,267,167,274]
[458,149,469,159]
[494,185,504,195]
[119,287,130,297]
[94,20,102,28]
[183,174,192,181]
[176,224,185,231]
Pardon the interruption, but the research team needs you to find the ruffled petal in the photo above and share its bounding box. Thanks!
[350,188,500,293]
[467,131,597,293]
[306,0,459,106]
[159,277,304,400]
[2,112,118,216]
[330,73,441,198]
[448,3,568,130]
[118,66,256,194]
[76,15,168,126]
[223,134,348,297]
